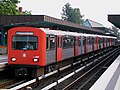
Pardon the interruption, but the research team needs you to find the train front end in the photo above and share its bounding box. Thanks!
[8,27,46,77]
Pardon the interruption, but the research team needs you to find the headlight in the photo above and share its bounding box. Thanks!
[33,58,39,62]
[11,58,16,62]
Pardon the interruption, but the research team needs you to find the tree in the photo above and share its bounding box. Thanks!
[0,0,19,15]
[23,10,32,15]
[61,3,84,24]
[0,0,31,15]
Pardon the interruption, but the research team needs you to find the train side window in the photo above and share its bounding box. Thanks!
[91,37,94,44]
[78,37,81,47]
[46,36,49,50]
[59,37,62,48]
[70,36,74,47]
[61,37,63,48]
[67,36,71,47]
[103,38,104,43]
[63,36,68,48]
[106,38,108,44]
[63,36,74,48]
[50,35,56,50]
[57,37,59,48]
[88,37,91,45]
[88,37,89,45]
[102,38,103,43]
[83,37,86,46]
[98,37,100,44]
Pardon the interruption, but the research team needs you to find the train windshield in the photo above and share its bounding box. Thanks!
[12,36,38,50]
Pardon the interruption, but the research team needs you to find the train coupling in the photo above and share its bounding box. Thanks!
[17,68,29,76]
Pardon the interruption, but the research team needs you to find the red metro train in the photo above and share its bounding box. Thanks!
[8,27,117,77]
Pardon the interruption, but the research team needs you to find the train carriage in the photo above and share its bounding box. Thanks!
[8,27,117,77]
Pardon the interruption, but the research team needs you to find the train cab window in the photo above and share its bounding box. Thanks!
[50,35,56,49]
[12,36,38,50]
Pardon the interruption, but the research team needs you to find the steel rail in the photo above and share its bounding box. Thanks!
[40,48,115,90]
[62,48,119,90]
[78,50,119,90]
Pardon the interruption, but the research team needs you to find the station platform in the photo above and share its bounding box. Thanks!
[90,55,120,90]
[0,55,8,71]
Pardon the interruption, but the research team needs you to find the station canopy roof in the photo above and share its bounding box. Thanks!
[83,19,104,28]
[0,15,105,34]
[108,15,120,29]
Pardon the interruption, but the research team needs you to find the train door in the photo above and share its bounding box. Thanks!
[46,35,56,64]
[74,36,78,56]
[56,36,62,62]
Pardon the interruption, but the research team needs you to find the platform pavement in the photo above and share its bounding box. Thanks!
[0,55,8,71]
[90,55,120,90]
[0,55,8,62]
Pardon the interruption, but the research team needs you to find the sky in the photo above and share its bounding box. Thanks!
[18,0,120,28]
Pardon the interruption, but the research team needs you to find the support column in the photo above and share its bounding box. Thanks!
[1,28,6,46]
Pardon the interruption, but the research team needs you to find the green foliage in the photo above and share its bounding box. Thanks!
[23,10,32,15]
[10,0,20,4]
[0,0,19,15]
[0,0,31,15]
[61,3,84,24]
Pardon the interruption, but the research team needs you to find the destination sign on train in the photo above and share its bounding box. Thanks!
[16,32,34,35]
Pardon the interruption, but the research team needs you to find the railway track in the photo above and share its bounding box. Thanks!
[1,46,119,90]
[0,69,27,89]
[62,47,120,90]
[0,79,18,88]
[40,47,119,90]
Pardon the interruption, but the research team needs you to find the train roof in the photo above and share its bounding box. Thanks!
[40,28,117,39]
